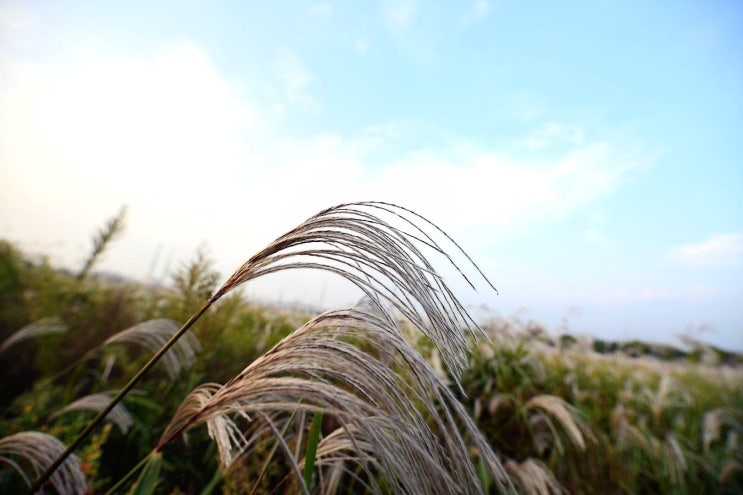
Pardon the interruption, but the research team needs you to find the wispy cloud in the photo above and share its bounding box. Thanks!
[275,50,315,110]
[672,233,743,266]
[519,122,586,150]
[382,0,418,29]
[0,3,34,32]
[508,92,544,122]
[365,138,647,236]
[1,39,651,286]
[308,3,332,19]
[462,0,491,26]
[380,0,440,66]
[355,38,369,55]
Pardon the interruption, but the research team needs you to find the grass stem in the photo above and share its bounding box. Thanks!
[25,300,213,494]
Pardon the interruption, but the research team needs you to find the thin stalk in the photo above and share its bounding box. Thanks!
[249,407,301,495]
[25,300,213,495]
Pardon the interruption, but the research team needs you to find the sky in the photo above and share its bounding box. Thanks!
[1,1,742,351]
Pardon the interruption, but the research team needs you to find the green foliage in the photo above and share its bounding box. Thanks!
[0,240,30,332]
[460,320,743,494]
[129,452,162,495]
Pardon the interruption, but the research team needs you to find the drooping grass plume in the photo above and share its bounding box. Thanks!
[0,317,66,355]
[663,432,688,485]
[719,459,743,484]
[211,201,496,381]
[50,392,134,434]
[0,431,87,494]
[157,300,512,494]
[610,405,655,455]
[525,394,594,454]
[505,458,565,495]
[702,407,743,452]
[102,318,201,379]
[163,382,249,469]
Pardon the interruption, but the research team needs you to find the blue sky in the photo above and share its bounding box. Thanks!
[1,1,742,350]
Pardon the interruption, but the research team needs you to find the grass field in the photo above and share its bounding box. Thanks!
[1,205,741,494]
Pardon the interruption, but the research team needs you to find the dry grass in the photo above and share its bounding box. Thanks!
[505,458,565,495]
[158,298,512,494]
[0,317,66,355]
[50,392,134,434]
[0,431,87,494]
[525,395,594,454]
[211,201,496,381]
[102,318,201,379]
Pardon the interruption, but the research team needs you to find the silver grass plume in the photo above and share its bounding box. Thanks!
[702,407,743,452]
[50,392,134,434]
[164,383,249,468]
[663,433,688,485]
[158,301,512,494]
[102,318,201,379]
[505,458,565,495]
[0,431,87,494]
[0,317,66,355]
[525,395,594,454]
[210,201,496,381]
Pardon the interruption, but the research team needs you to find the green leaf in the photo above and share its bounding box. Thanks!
[478,455,491,494]
[303,412,323,489]
[130,452,162,495]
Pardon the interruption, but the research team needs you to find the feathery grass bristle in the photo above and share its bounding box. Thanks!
[50,392,134,434]
[0,431,87,494]
[0,317,66,355]
[158,298,510,494]
[102,318,201,378]
[210,201,496,381]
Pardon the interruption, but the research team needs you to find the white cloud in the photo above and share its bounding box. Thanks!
[672,233,743,266]
[1,38,651,307]
[363,139,643,240]
[380,0,440,66]
[0,41,263,266]
[308,3,332,19]
[355,39,369,55]
[0,2,34,33]
[275,50,315,110]
[2,41,260,190]
[382,0,418,29]
[462,0,491,26]
[508,92,543,122]
[519,122,586,150]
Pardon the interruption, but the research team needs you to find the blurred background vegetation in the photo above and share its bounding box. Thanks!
[0,214,741,494]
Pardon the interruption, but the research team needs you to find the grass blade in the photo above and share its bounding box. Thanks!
[303,411,323,489]
[130,452,162,495]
